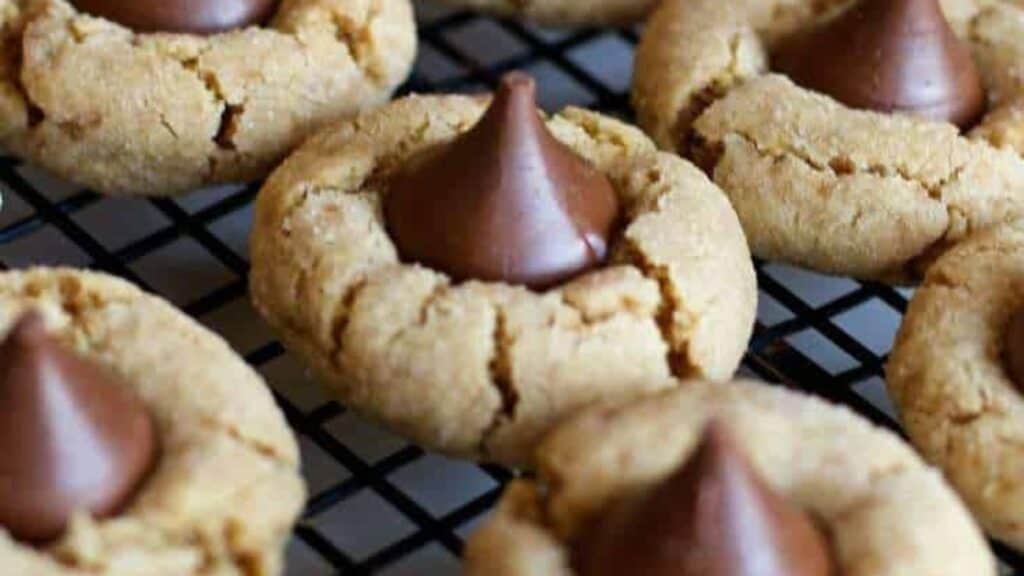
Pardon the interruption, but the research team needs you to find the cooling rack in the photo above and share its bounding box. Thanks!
[0,3,1021,574]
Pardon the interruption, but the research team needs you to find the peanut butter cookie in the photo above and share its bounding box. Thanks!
[634,0,1024,282]
[465,380,995,575]
[888,219,1024,552]
[0,267,304,574]
[249,85,757,467]
[0,0,415,196]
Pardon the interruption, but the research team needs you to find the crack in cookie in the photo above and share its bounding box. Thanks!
[480,304,518,459]
[617,235,696,378]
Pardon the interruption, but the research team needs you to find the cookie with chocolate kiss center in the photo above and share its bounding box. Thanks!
[573,422,834,576]
[71,0,279,35]
[0,313,157,543]
[773,0,985,129]
[384,72,620,289]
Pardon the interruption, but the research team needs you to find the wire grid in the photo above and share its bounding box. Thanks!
[0,4,1021,574]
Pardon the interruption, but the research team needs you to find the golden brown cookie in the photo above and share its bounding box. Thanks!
[0,267,304,574]
[887,219,1024,552]
[633,0,1024,282]
[419,0,654,26]
[249,91,757,467]
[464,380,996,576]
[0,0,415,196]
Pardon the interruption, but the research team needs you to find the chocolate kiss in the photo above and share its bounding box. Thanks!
[773,0,986,128]
[1005,309,1024,390]
[0,313,157,543]
[384,72,620,289]
[573,422,833,576]
[71,0,278,35]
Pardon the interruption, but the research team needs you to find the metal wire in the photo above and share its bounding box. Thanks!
[0,7,1020,574]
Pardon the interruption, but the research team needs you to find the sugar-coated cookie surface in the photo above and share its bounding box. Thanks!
[634,0,1024,282]
[249,93,757,467]
[464,380,996,576]
[0,268,304,575]
[0,0,415,196]
[888,220,1024,552]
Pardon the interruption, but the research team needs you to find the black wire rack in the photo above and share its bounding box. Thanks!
[0,4,1021,575]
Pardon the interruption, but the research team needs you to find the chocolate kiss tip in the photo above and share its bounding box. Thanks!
[384,71,620,289]
[0,312,157,543]
[573,420,833,576]
[500,70,535,91]
[1005,310,1024,390]
[773,0,986,129]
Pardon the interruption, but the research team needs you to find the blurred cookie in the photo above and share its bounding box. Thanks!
[888,219,1024,551]
[465,379,995,575]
